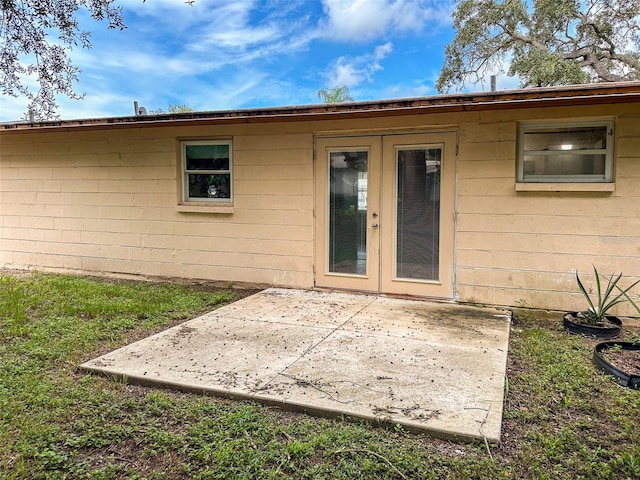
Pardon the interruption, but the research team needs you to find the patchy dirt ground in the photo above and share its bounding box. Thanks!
[599,346,640,375]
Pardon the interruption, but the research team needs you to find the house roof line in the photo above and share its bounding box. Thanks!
[3,82,640,133]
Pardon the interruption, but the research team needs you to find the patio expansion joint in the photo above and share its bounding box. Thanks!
[250,295,379,398]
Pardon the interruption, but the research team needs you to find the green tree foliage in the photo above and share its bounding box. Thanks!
[148,104,195,115]
[1,0,126,120]
[317,86,354,103]
[437,0,640,92]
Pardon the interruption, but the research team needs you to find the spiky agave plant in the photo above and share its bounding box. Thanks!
[575,266,640,325]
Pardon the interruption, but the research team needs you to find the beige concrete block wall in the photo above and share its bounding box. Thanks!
[455,104,640,315]
[0,126,314,287]
[2,100,640,315]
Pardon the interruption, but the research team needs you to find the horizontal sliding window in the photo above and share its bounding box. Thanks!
[182,140,232,202]
[517,121,613,183]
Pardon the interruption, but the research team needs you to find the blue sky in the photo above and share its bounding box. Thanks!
[0,0,518,121]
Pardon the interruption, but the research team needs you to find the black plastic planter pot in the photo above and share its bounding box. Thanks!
[593,342,640,389]
[563,312,622,338]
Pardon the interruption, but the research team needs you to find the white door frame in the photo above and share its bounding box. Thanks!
[314,132,456,299]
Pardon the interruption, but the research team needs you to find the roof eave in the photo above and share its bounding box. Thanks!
[3,82,640,133]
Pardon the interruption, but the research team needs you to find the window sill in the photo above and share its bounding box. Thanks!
[176,203,234,214]
[515,182,615,192]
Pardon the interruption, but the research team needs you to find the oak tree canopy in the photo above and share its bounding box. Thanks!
[437,0,640,93]
[1,0,125,120]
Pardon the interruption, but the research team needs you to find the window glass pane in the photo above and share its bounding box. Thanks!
[524,126,607,151]
[186,144,230,170]
[519,122,612,183]
[523,154,606,178]
[328,150,368,275]
[188,174,231,198]
[396,148,440,281]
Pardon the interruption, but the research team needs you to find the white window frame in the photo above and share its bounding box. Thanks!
[517,120,614,183]
[181,140,233,203]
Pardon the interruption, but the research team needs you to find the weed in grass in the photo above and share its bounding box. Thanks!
[143,426,184,455]
[144,391,178,416]
[286,440,315,459]
[611,450,640,478]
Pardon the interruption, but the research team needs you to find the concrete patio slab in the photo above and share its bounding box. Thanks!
[80,288,511,442]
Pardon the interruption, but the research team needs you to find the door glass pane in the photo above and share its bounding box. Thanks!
[396,148,441,280]
[328,150,368,275]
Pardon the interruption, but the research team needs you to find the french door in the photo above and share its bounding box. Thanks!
[314,133,455,298]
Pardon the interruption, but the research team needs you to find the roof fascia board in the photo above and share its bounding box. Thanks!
[3,83,640,134]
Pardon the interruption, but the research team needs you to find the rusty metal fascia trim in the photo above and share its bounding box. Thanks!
[3,85,640,134]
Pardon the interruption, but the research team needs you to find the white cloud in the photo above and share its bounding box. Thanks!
[52,0,320,118]
[196,25,282,49]
[119,0,248,25]
[325,42,393,88]
[320,0,450,42]
[56,91,139,119]
[0,88,140,122]
[376,82,436,100]
[331,60,363,87]
[192,71,289,110]
[99,0,317,74]
[470,72,522,92]
[73,47,196,77]
[375,42,393,60]
[0,0,458,121]
[185,1,286,51]
[0,95,30,122]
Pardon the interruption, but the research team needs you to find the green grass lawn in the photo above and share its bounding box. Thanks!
[1,272,639,479]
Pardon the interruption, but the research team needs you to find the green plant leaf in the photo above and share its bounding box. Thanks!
[613,278,640,316]
[578,266,640,320]
[575,270,596,315]
[593,265,604,318]
[599,271,627,314]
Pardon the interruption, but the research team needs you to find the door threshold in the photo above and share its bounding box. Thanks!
[313,286,456,304]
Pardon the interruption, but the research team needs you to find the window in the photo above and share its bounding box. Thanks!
[181,140,232,202]
[517,121,613,183]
